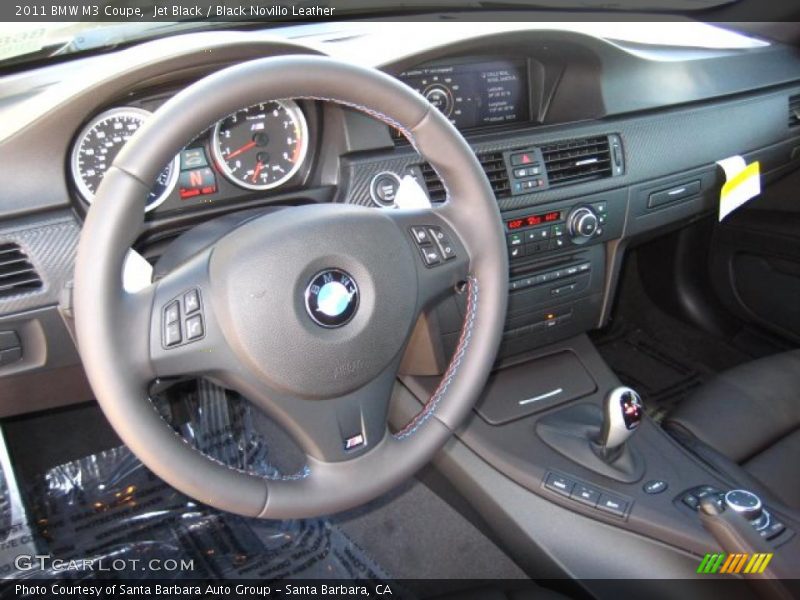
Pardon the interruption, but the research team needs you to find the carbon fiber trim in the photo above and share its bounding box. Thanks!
[0,213,79,315]
[345,88,800,212]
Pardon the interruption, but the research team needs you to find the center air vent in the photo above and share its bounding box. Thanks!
[0,242,42,297]
[789,94,800,128]
[541,136,613,187]
[421,151,510,203]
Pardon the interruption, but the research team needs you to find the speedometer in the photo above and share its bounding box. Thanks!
[211,100,308,191]
[70,107,179,212]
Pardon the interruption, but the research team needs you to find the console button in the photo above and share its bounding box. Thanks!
[507,233,523,247]
[571,484,600,507]
[184,290,200,314]
[545,473,575,497]
[643,480,668,495]
[551,283,576,297]
[761,520,785,540]
[597,494,628,517]
[371,173,401,206]
[682,494,700,510]
[185,315,204,340]
[509,245,525,259]
[510,152,536,166]
[165,302,180,325]
[528,241,546,254]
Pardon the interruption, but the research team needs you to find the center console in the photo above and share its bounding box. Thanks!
[436,187,626,359]
[399,334,800,585]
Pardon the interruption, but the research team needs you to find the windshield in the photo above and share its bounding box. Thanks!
[0,0,761,70]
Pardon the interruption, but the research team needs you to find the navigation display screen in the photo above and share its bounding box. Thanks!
[399,59,530,131]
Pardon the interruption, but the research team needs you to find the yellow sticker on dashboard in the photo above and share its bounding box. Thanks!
[717,158,761,221]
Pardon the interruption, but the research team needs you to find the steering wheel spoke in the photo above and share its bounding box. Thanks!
[145,247,235,381]
[387,206,470,313]
[229,357,401,465]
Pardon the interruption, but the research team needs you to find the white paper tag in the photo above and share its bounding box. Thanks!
[716,156,761,221]
[394,174,432,209]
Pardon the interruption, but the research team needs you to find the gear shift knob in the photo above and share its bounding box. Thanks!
[598,386,643,452]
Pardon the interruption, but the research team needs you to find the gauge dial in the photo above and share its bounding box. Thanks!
[71,107,179,212]
[211,100,308,191]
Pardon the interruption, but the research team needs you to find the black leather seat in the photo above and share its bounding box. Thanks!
[664,350,800,511]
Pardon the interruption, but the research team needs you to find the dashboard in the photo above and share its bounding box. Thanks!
[1,21,800,416]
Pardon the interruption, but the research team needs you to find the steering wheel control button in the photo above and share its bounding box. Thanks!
[305,269,359,328]
[428,227,455,260]
[409,226,455,267]
[165,302,180,325]
[643,480,668,494]
[162,289,204,348]
[420,247,441,266]
[184,290,201,314]
[185,315,204,341]
[411,227,430,244]
[544,472,575,497]
[164,321,182,347]
[370,172,402,207]
[571,484,601,507]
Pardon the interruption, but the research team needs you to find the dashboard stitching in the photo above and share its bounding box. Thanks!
[394,275,478,440]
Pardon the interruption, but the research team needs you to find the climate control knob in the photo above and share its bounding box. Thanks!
[567,206,600,244]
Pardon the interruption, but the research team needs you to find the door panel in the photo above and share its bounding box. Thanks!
[710,168,800,343]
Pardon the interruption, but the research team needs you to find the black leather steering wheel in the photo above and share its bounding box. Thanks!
[73,55,508,519]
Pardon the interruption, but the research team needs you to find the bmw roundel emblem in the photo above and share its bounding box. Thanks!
[304,269,359,328]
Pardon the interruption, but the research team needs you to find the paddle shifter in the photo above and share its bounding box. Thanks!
[596,386,644,459]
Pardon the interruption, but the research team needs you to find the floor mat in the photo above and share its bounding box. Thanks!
[593,253,754,421]
[2,381,528,593]
[592,322,711,421]
[3,382,397,589]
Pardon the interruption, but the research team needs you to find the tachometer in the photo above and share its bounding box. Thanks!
[70,107,179,212]
[211,100,308,191]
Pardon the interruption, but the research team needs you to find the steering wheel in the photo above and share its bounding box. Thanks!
[73,56,508,519]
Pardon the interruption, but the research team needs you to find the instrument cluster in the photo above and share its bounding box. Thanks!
[69,98,312,215]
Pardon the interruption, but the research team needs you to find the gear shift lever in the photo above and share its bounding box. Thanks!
[536,384,646,482]
[597,386,644,457]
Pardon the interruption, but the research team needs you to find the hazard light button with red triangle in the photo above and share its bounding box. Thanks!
[511,152,536,166]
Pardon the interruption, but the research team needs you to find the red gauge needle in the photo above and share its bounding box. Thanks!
[251,161,264,183]
[225,140,257,160]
